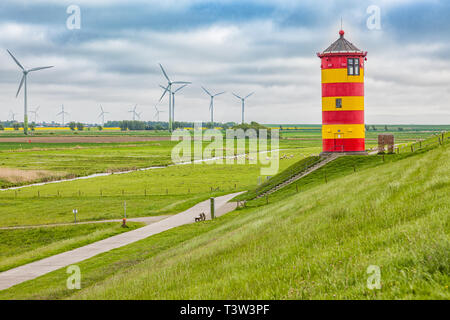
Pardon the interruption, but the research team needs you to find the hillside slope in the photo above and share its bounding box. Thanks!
[1,144,449,299]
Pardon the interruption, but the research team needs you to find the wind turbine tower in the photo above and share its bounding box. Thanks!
[98,105,109,126]
[232,92,254,124]
[158,64,190,132]
[154,105,164,121]
[56,104,69,126]
[128,104,140,121]
[30,106,40,123]
[6,50,53,135]
[202,87,225,127]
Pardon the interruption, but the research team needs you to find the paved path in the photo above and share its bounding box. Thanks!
[0,192,243,291]
[0,216,171,230]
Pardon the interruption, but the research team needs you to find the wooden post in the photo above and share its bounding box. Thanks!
[210,197,215,220]
[382,154,385,162]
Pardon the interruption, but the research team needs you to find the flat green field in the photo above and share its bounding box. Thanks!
[0,146,313,227]
[1,135,447,299]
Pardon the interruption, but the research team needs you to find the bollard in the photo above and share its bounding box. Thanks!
[210,197,215,220]
[73,209,78,223]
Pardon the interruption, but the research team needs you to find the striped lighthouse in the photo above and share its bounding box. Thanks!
[317,29,368,154]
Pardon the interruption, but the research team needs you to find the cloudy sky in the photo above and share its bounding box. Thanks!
[0,0,449,125]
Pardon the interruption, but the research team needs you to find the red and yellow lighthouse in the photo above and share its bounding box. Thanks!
[317,29,368,153]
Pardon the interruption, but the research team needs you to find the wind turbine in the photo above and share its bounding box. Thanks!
[9,110,17,122]
[128,104,139,121]
[232,92,254,124]
[154,105,164,121]
[158,63,190,132]
[160,83,188,124]
[202,87,225,127]
[56,104,69,126]
[6,49,53,135]
[30,106,40,123]
[98,105,109,126]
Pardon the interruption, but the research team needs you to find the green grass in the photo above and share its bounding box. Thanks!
[0,148,308,227]
[0,222,143,272]
[1,142,448,299]
[0,138,305,188]
[235,155,320,201]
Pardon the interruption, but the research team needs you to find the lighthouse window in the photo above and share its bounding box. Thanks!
[336,98,342,108]
[347,58,360,76]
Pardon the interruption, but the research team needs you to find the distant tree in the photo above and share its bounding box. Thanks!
[13,122,21,130]
[98,126,103,131]
[372,125,377,131]
[398,127,404,131]
[0,124,4,131]
[76,122,84,131]
[29,123,36,131]
[385,125,388,131]
[69,122,76,130]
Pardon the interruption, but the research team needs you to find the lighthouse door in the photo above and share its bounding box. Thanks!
[334,133,345,152]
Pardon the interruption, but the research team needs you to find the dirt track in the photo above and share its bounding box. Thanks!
[0,136,171,143]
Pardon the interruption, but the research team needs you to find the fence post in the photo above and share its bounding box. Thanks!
[210,197,215,220]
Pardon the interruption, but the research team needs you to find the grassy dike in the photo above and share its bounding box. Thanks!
[0,222,143,273]
[1,143,448,299]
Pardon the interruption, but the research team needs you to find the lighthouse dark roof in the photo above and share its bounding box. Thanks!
[322,30,363,54]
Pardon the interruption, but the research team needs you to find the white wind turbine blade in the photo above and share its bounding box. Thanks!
[202,86,212,96]
[172,81,191,85]
[232,93,242,100]
[159,63,170,82]
[159,85,170,101]
[29,66,54,72]
[7,50,25,70]
[245,92,254,99]
[174,83,188,93]
[214,91,226,97]
[16,75,25,97]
